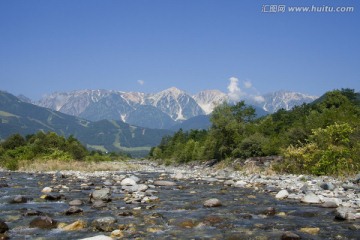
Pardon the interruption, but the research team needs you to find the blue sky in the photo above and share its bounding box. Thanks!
[0,0,359,100]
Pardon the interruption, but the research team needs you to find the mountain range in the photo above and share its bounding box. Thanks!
[33,88,318,129]
[0,90,171,157]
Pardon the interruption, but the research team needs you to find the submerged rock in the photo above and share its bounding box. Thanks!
[29,216,57,229]
[9,195,29,204]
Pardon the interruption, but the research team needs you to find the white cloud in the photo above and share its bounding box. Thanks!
[137,80,144,85]
[252,95,265,103]
[244,80,252,89]
[227,77,243,102]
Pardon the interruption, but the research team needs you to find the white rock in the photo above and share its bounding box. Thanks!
[78,235,113,240]
[121,178,137,186]
[41,187,52,193]
[234,180,247,188]
[301,192,321,204]
[275,190,289,199]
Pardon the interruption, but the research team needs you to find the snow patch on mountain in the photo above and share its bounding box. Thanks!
[193,90,228,114]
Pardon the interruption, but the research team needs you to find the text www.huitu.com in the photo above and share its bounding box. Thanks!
[261,5,355,13]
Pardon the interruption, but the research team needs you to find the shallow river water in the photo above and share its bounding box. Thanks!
[0,170,359,240]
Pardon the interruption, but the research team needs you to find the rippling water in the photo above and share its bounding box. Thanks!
[0,171,359,240]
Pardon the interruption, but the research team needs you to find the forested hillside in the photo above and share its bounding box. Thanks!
[150,89,360,176]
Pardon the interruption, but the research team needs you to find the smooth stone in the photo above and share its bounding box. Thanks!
[137,184,148,192]
[276,190,289,199]
[62,220,87,231]
[173,172,184,180]
[22,210,43,216]
[69,199,83,206]
[41,187,53,193]
[203,198,222,207]
[300,227,320,235]
[65,206,83,215]
[281,231,301,240]
[120,178,137,186]
[90,188,111,202]
[129,175,140,183]
[335,207,356,220]
[321,201,338,208]
[122,185,139,193]
[0,220,9,233]
[92,217,117,232]
[29,216,57,229]
[301,192,321,204]
[153,180,177,186]
[78,235,113,240]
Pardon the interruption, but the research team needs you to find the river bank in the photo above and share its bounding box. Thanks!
[0,160,359,239]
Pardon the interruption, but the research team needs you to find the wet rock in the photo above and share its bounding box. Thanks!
[262,207,276,216]
[41,194,64,201]
[0,182,8,188]
[69,199,83,206]
[65,206,83,215]
[22,210,44,216]
[203,198,222,207]
[92,217,117,232]
[29,216,57,229]
[118,211,133,217]
[0,220,9,233]
[320,182,335,191]
[121,178,137,186]
[335,207,356,220]
[41,187,53,193]
[300,227,320,235]
[275,190,289,199]
[78,235,113,240]
[92,200,107,208]
[62,220,87,231]
[301,192,321,204]
[281,231,301,240]
[9,195,29,204]
[153,180,177,186]
[111,229,124,238]
[90,188,111,202]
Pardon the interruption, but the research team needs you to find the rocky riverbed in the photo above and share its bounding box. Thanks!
[0,160,359,239]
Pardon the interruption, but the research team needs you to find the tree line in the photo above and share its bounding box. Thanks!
[0,131,128,170]
[149,89,360,176]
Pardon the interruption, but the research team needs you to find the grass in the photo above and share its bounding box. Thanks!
[17,159,143,172]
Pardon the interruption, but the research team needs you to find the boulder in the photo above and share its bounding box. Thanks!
[120,178,137,186]
[301,192,321,204]
[275,190,289,199]
[9,195,28,204]
[92,217,117,232]
[90,188,111,202]
[335,207,356,220]
[320,182,335,191]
